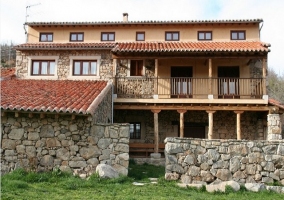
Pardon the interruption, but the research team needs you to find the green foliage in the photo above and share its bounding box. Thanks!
[267,68,284,103]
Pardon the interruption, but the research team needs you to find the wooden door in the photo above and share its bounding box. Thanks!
[218,66,240,98]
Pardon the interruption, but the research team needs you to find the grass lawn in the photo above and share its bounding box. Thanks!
[1,160,283,200]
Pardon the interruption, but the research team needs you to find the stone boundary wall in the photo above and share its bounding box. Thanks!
[1,113,130,177]
[165,137,284,185]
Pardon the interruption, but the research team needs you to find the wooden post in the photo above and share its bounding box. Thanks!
[15,112,19,118]
[151,109,161,153]
[177,110,187,138]
[208,58,212,94]
[154,59,158,94]
[262,58,267,95]
[206,111,216,139]
[234,111,244,140]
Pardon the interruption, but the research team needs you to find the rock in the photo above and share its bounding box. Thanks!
[25,146,36,157]
[230,157,241,173]
[96,164,119,178]
[165,172,179,180]
[166,164,184,173]
[165,143,183,154]
[244,183,266,192]
[1,139,16,149]
[40,155,54,167]
[206,149,220,161]
[40,125,54,137]
[276,144,284,155]
[80,146,101,160]
[181,174,192,184]
[69,161,87,168]
[263,145,277,155]
[56,148,70,161]
[201,171,215,182]
[266,186,284,193]
[206,181,240,193]
[109,129,118,138]
[97,138,112,149]
[133,182,144,186]
[28,132,40,140]
[119,126,129,138]
[46,138,61,147]
[262,177,274,184]
[150,153,161,159]
[216,169,232,181]
[184,154,195,165]
[8,128,24,139]
[233,170,246,180]
[69,124,77,132]
[114,144,129,153]
[113,164,128,176]
[188,166,200,176]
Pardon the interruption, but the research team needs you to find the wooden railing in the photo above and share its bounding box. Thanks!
[114,77,264,99]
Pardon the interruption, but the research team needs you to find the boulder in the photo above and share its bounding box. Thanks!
[96,164,119,178]
[244,183,266,192]
[206,181,240,192]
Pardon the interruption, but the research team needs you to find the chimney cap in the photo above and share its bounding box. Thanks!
[123,13,128,16]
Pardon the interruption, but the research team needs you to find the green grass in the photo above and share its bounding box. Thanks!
[1,161,283,200]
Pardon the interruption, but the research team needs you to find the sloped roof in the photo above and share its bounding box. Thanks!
[1,67,16,80]
[14,41,270,54]
[1,79,111,115]
[14,42,115,50]
[25,19,263,26]
[112,41,270,53]
[269,99,284,110]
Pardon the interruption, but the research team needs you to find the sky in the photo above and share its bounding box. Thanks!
[1,0,283,74]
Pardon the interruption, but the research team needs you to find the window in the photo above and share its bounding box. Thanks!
[130,60,143,76]
[70,32,84,41]
[198,31,212,40]
[136,32,145,41]
[165,32,179,41]
[101,32,115,41]
[231,31,246,40]
[130,122,141,139]
[32,60,55,75]
[40,33,53,42]
[73,60,97,75]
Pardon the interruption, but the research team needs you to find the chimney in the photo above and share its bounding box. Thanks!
[123,13,128,22]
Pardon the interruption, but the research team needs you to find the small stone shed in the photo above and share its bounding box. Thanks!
[1,78,129,176]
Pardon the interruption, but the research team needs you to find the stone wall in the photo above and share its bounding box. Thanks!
[165,137,284,185]
[1,112,130,177]
[16,50,113,80]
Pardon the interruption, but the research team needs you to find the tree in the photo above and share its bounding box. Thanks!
[267,68,284,103]
[0,42,16,68]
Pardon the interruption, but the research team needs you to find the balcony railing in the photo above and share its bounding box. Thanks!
[114,77,264,99]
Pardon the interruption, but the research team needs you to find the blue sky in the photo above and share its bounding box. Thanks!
[1,0,283,73]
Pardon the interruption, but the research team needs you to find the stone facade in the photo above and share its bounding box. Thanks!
[165,137,284,185]
[1,112,130,177]
[16,50,113,80]
[114,110,267,142]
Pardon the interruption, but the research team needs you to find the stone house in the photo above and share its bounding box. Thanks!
[1,14,283,173]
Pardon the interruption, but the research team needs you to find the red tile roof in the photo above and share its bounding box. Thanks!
[14,42,116,50]
[1,79,110,115]
[25,19,263,26]
[1,67,16,79]
[112,41,270,53]
[269,99,284,110]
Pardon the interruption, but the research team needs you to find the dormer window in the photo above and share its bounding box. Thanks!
[165,32,179,41]
[40,33,53,42]
[101,32,115,41]
[70,32,84,42]
[198,31,212,40]
[231,31,246,40]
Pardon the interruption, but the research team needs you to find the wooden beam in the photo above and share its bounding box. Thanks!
[15,112,19,118]
[1,111,6,117]
[114,104,270,111]
[28,113,33,118]
[71,115,76,120]
[40,113,45,119]
[55,114,59,119]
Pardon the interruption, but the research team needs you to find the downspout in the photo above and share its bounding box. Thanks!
[259,21,264,39]
[111,83,114,124]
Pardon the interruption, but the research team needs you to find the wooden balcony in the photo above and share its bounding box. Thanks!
[114,77,265,100]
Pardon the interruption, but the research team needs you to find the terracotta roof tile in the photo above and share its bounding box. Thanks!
[25,19,263,26]
[268,99,284,110]
[1,79,109,115]
[112,41,270,53]
[1,67,16,79]
[14,42,116,50]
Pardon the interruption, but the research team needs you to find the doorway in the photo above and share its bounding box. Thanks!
[171,66,193,98]
[218,66,240,98]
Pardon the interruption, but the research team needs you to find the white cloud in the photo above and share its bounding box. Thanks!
[1,0,283,73]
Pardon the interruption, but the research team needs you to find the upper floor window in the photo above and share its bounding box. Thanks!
[136,32,145,41]
[40,33,53,42]
[130,60,143,76]
[165,32,179,41]
[130,122,141,139]
[73,60,97,75]
[101,32,115,41]
[70,32,84,42]
[32,60,55,75]
[231,31,246,40]
[198,31,212,40]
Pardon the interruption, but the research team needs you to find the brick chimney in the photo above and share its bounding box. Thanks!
[123,13,128,22]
